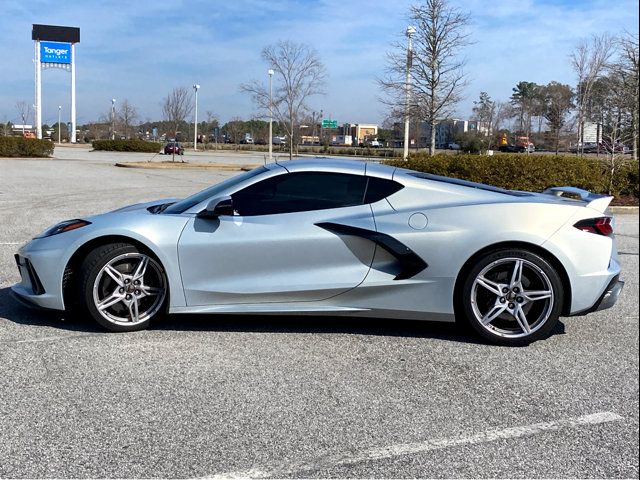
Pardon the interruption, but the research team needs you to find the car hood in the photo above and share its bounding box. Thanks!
[106,198,182,214]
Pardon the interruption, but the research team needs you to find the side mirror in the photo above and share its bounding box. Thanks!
[197,196,234,219]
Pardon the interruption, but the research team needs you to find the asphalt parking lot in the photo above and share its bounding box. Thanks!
[0,149,638,478]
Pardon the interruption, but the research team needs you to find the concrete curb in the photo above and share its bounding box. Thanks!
[0,156,55,160]
[610,206,639,215]
[114,162,255,171]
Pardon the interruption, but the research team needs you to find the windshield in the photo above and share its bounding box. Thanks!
[162,166,268,214]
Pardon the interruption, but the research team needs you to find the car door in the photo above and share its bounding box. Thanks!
[177,171,377,306]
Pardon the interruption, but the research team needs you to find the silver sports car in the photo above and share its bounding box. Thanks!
[12,159,624,345]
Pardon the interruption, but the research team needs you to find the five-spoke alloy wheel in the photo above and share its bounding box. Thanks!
[461,249,563,345]
[79,243,168,332]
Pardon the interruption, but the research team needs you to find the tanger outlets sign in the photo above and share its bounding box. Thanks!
[40,41,71,64]
[32,24,80,141]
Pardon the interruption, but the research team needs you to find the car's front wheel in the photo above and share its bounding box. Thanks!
[461,248,563,346]
[79,243,168,332]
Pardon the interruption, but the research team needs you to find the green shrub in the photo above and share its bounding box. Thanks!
[0,137,54,157]
[613,161,640,198]
[92,139,161,153]
[385,153,639,200]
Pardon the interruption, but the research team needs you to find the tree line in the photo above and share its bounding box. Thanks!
[468,31,638,159]
[378,0,638,161]
[9,0,636,164]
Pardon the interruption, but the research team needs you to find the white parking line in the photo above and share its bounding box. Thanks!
[207,412,623,479]
[11,334,99,344]
[0,242,22,245]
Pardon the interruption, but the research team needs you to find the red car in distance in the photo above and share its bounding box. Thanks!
[164,142,184,155]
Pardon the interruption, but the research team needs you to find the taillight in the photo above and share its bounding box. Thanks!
[574,217,613,236]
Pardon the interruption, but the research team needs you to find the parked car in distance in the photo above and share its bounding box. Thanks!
[570,142,629,154]
[164,142,184,155]
[446,142,461,150]
[499,144,534,153]
[570,142,599,154]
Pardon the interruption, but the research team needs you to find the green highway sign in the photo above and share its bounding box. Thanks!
[322,119,338,129]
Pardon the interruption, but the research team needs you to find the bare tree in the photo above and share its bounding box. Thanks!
[509,81,540,141]
[570,33,614,156]
[119,99,138,139]
[205,110,220,148]
[472,91,496,146]
[612,32,639,161]
[380,0,471,155]
[223,117,245,149]
[241,40,327,160]
[492,101,509,132]
[541,82,575,155]
[591,73,635,193]
[162,87,194,148]
[15,101,32,134]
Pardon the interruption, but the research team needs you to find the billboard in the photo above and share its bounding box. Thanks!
[32,24,80,43]
[582,122,601,143]
[40,41,71,64]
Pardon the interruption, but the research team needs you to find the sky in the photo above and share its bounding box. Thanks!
[0,0,638,128]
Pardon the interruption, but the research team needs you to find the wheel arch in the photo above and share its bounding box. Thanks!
[62,234,168,309]
[453,241,572,317]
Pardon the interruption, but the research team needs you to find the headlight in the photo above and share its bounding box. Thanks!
[35,219,92,239]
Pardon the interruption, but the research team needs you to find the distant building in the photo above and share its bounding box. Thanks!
[349,123,378,146]
[300,135,320,145]
[298,122,379,146]
[393,119,490,148]
[331,134,353,146]
[12,124,33,133]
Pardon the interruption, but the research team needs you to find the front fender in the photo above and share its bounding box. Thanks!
[20,212,190,310]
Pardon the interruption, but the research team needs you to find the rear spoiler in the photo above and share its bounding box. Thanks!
[542,186,613,213]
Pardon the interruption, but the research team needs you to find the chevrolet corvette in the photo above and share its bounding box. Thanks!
[12,159,624,345]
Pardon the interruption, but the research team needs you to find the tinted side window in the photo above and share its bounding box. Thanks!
[233,172,367,216]
[364,177,404,203]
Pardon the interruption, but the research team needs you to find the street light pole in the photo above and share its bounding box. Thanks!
[403,26,416,161]
[193,84,200,151]
[57,106,61,144]
[268,69,274,162]
[111,98,116,140]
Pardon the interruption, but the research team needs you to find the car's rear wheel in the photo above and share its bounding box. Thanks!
[461,248,563,346]
[79,243,167,332]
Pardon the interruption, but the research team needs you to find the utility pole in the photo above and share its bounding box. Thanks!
[193,84,200,150]
[111,98,116,140]
[70,43,76,143]
[57,105,61,144]
[34,41,42,139]
[268,69,274,162]
[403,25,416,161]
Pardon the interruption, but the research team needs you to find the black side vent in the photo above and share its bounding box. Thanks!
[25,258,46,295]
[315,222,428,280]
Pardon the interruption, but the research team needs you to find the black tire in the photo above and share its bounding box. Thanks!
[460,248,563,346]
[78,243,168,332]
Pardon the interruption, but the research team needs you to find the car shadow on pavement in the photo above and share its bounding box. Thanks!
[0,287,565,344]
[155,313,488,344]
[0,287,104,333]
